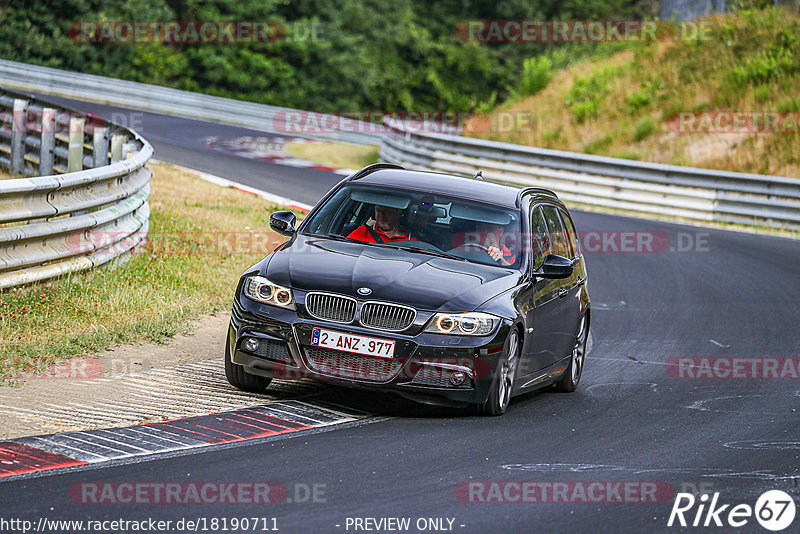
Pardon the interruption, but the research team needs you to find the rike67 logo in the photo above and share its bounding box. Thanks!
[668,490,796,531]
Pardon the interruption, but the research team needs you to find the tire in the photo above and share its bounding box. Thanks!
[224,336,271,393]
[554,314,588,393]
[478,329,521,416]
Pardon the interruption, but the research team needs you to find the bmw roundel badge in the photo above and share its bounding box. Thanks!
[358,287,372,296]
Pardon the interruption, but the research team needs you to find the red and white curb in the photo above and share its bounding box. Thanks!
[250,154,355,176]
[203,136,357,177]
[0,401,361,480]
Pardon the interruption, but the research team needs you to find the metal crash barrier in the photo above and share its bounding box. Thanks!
[0,88,152,289]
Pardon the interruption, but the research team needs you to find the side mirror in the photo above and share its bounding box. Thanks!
[538,254,573,279]
[270,211,297,236]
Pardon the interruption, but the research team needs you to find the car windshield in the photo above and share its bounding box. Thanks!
[302,184,522,269]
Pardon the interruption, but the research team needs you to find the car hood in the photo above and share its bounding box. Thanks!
[264,235,521,312]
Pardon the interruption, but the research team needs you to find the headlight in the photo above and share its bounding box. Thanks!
[424,312,500,336]
[243,276,294,308]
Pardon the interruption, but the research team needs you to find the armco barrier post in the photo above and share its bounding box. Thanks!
[122,140,135,160]
[92,126,108,168]
[9,99,26,175]
[39,108,55,176]
[110,135,124,163]
[67,116,84,172]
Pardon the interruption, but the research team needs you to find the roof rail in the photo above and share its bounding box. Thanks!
[517,186,558,206]
[348,163,405,181]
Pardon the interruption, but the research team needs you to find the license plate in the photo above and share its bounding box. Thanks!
[311,328,395,359]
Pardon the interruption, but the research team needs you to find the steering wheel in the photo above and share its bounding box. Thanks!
[448,242,512,266]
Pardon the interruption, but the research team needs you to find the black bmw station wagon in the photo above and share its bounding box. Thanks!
[225,164,590,415]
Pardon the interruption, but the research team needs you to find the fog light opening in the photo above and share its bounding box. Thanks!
[449,371,466,386]
[243,338,260,352]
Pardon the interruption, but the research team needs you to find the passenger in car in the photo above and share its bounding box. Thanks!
[347,205,417,243]
[405,195,442,245]
[456,222,517,266]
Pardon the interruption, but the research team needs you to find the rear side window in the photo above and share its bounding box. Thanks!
[559,209,580,258]
[541,205,570,258]
[530,206,551,270]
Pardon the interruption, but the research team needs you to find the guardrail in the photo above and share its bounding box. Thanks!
[380,117,800,230]
[0,87,152,289]
[0,59,381,146]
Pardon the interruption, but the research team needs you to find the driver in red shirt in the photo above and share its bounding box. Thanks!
[347,205,417,243]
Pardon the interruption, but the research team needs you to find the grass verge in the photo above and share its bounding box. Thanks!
[284,141,379,170]
[469,7,800,178]
[0,163,302,381]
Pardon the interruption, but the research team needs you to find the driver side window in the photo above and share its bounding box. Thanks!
[542,205,570,258]
[530,206,551,270]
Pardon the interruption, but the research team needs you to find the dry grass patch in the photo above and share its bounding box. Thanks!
[285,141,378,170]
[0,163,300,381]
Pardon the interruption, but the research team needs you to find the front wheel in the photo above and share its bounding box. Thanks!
[224,336,271,393]
[478,329,520,416]
[554,314,588,392]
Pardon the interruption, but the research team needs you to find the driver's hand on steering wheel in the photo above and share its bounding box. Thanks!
[487,246,510,266]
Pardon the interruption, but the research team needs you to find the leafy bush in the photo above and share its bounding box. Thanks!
[733,47,797,84]
[633,118,656,141]
[627,81,665,113]
[565,65,622,123]
[518,56,553,97]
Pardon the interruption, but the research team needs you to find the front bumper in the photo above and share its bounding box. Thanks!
[229,295,512,407]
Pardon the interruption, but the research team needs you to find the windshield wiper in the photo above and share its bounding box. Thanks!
[315,234,386,249]
[315,233,351,242]
[385,244,467,261]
